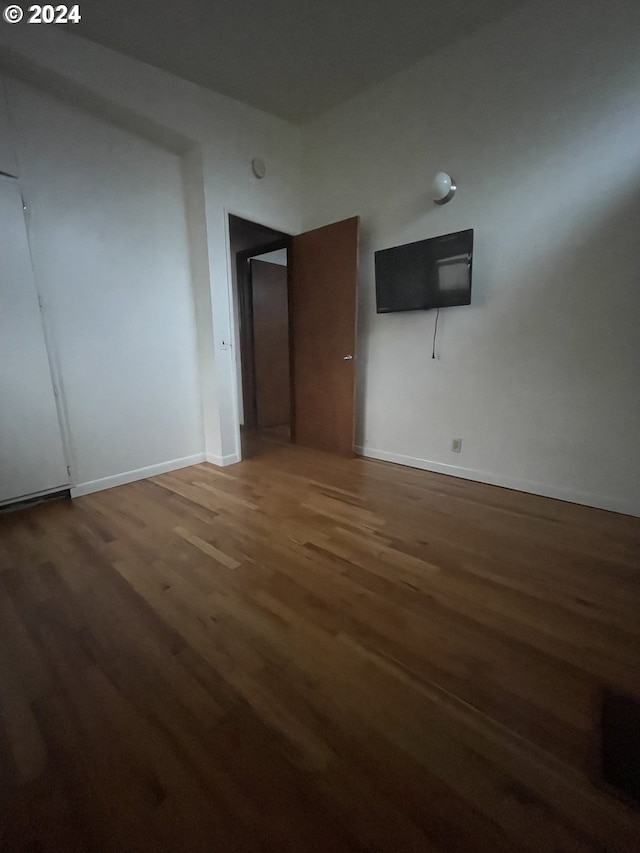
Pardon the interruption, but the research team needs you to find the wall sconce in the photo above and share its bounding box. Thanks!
[433,172,456,205]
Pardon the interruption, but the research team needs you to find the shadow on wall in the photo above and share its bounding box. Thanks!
[0,47,192,154]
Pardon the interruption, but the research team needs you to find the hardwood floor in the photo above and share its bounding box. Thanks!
[1,439,639,852]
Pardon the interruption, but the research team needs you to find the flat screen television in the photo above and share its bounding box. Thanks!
[375,229,473,313]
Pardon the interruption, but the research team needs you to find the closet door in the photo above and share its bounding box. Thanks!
[0,175,69,504]
[0,80,18,177]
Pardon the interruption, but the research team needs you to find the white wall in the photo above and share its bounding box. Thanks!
[4,77,205,492]
[0,25,302,482]
[301,0,640,516]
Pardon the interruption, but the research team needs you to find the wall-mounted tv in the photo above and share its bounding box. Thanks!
[375,229,473,313]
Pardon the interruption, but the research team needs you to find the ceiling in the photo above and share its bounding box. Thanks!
[74,0,528,123]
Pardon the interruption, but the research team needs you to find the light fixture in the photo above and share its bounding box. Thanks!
[433,172,456,205]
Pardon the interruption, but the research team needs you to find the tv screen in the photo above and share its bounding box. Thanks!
[375,229,473,313]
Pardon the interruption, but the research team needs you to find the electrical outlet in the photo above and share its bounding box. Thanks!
[451,438,462,453]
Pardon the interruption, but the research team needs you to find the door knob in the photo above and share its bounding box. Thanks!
[343,355,353,360]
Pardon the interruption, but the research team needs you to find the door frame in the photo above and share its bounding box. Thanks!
[225,213,359,461]
[224,209,294,463]
[235,237,290,430]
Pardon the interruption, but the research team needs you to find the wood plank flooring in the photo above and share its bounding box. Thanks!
[1,437,639,851]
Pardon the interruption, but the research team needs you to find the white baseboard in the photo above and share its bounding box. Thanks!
[70,453,206,498]
[206,451,241,467]
[355,445,639,517]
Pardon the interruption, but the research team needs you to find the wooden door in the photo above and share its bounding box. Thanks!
[251,259,290,428]
[289,217,359,456]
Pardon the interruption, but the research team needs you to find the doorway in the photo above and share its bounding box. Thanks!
[229,215,291,458]
[228,213,360,462]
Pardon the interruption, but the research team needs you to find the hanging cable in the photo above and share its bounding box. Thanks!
[431,306,440,359]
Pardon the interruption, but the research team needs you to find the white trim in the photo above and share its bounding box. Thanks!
[206,451,241,467]
[70,453,206,497]
[355,445,639,518]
